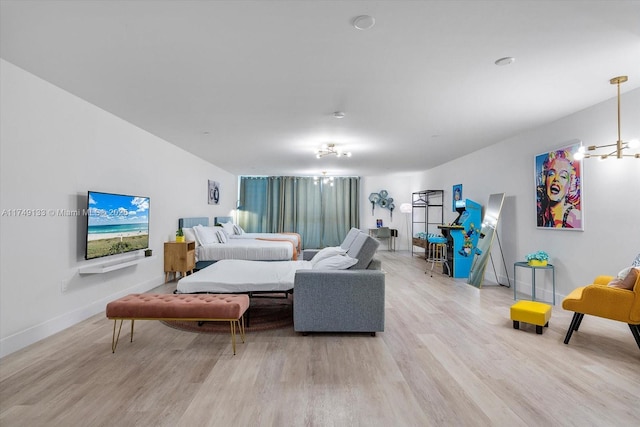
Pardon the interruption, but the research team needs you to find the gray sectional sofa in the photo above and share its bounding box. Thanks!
[293,228,385,335]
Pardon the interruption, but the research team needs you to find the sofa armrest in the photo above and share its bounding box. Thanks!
[293,269,385,332]
[563,284,636,323]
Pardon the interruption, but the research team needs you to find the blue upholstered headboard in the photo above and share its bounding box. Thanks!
[214,216,233,225]
[178,217,209,229]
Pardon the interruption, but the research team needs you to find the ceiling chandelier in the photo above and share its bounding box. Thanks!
[314,171,334,186]
[315,143,352,159]
[574,76,639,160]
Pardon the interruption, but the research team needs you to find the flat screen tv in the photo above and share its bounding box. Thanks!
[85,191,150,260]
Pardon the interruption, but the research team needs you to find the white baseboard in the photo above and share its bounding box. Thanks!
[0,275,164,358]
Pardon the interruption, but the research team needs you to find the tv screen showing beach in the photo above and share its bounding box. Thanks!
[86,191,150,260]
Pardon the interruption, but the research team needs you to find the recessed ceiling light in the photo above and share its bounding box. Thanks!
[353,15,375,30]
[333,111,346,119]
[495,57,515,66]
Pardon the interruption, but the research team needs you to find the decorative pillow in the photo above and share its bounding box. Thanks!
[212,225,228,238]
[193,225,218,246]
[182,227,197,246]
[215,229,228,244]
[312,254,358,270]
[632,253,640,267]
[191,225,204,246]
[233,224,244,235]
[607,267,639,290]
[311,246,347,266]
[221,221,235,236]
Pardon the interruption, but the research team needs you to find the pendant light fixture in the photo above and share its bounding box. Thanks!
[574,76,639,160]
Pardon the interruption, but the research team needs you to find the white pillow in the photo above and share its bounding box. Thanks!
[221,221,235,236]
[193,225,218,245]
[312,254,358,270]
[216,229,228,244]
[233,224,244,235]
[182,227,197,246]
[311,246,347,266]
[191,225,204,246]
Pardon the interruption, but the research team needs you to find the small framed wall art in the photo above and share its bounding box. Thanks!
[208,180,220,205]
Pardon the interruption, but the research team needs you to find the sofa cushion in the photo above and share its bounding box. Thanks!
[347,233,380,269]
[340,227,361,250]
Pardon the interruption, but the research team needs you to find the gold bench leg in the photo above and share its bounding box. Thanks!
[112,319,124,353]
[239,315,246,343]
[229,316,246,355]
[229,321,237,355]
[130,319,135,342]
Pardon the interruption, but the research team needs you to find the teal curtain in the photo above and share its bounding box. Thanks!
[321,177,360,247]
[237,177,267,232]
[295,177,322,248]
[238,176,359,249]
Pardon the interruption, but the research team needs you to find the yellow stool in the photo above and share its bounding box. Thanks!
[510,300,552,334]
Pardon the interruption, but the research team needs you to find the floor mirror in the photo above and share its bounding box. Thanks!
[467,193,505,288]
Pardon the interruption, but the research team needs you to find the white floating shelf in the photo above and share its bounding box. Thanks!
[79,255,155,274]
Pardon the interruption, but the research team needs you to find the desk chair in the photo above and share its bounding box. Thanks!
[372,227,394,251]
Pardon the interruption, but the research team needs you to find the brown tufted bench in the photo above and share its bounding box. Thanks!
[106,293,250,355]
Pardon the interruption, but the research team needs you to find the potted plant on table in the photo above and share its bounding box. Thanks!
[176,228,185,243]
[526,250,549,267]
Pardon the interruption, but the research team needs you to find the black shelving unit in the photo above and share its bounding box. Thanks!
[411,190,444,257]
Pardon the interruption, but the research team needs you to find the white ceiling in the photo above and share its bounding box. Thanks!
[2,0,639,177]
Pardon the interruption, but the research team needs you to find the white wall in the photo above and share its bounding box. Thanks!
[362,88,640,301]
[361,172,424,251]
[0,60,237,357]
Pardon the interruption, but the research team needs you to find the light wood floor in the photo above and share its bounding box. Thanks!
[1,251,639,426]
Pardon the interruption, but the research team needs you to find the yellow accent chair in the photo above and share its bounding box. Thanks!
[562,271,640,349]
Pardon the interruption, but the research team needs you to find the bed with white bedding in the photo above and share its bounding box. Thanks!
[214,216,301,252]
[196,238,293,262]
[176,259,313,294]
[177,217,295,268]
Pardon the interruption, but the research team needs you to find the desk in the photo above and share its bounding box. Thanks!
[369,228,397,251]
[513,262,555,305]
